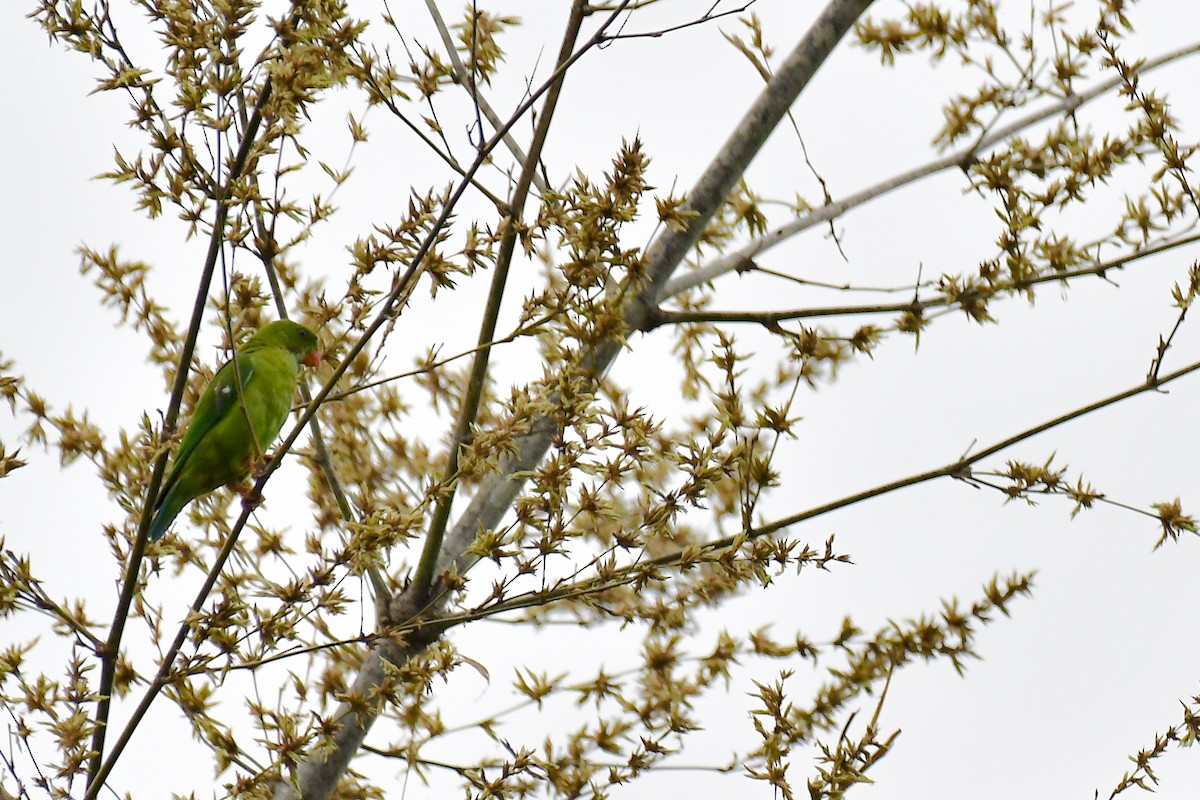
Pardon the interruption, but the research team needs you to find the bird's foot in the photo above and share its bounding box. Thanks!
[240,487,264,512]
[227,477,263,511]
[250,453,276,478]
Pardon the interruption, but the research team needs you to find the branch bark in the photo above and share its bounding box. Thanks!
[644,230,1200,329]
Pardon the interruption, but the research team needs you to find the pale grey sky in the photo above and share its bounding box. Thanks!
[4,1,1200,797]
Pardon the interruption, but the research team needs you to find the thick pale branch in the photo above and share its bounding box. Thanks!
[631,0,876,318]
[435,0,883,586]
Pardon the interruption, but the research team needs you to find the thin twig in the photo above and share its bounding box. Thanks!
[602,1,754,40]
[422,0,550,195]
[646,232,1200,329]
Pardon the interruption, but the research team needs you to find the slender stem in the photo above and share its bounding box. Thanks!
[86,75,277,789]
[751,358,1200,538]
[21,589,105,651]
[84,488,271,797]
[356,69,509,211]
[253,179,392,604]
[413,0,589,603]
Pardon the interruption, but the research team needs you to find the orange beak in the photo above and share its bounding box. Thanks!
[303,349,322,368]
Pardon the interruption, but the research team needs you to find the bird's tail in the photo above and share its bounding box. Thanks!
[148,492,183,542]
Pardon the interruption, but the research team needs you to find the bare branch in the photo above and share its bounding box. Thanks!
[645,232,1200,330]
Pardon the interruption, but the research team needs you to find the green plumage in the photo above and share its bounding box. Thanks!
[149,320,321,541]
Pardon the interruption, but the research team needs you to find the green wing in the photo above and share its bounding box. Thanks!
[168,357,255,487]
[149,356,259,541]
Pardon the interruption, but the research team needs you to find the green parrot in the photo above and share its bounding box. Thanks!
[148,320,322,542]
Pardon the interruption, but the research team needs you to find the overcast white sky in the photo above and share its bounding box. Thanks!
[4,1,1200,798]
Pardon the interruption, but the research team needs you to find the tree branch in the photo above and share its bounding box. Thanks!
[658,40,1200,300]
[748,357,1200,540]
[454,355,1200,623]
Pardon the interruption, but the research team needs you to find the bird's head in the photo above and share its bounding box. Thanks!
[249,320,322,367]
